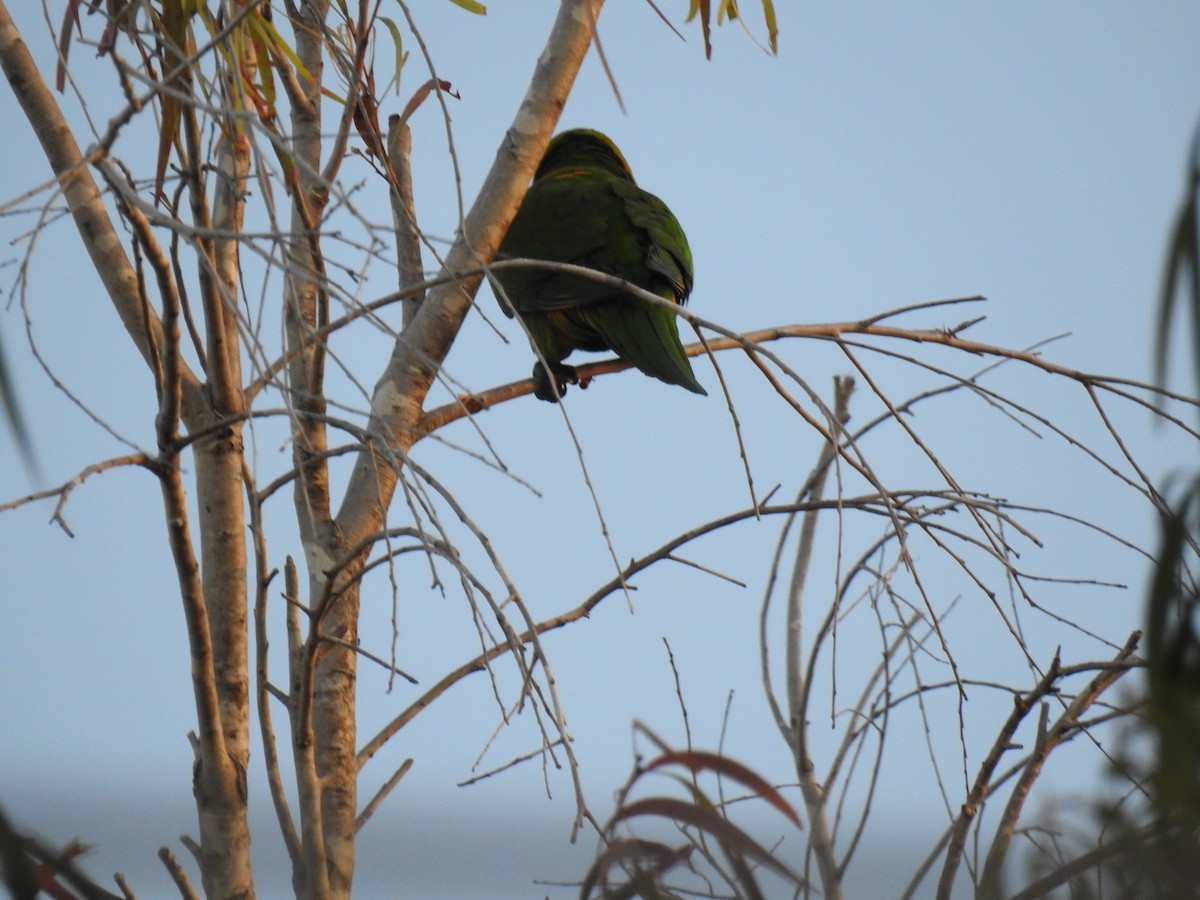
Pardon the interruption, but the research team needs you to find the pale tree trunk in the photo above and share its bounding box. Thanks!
[291,2,607,894]
[280,2,351,896]
[0,4,257,896]
[191,126,253,899]
[0,0,603,896]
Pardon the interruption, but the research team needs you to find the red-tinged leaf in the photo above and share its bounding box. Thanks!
[687,0,714,59]
[577,838,690,900]
[151,0,194,204]
[55,0,86,93]
[684,0,778,57]
[32,843,96,900]
[726,848,768,900]
[60,839,92,861]
[616,797,804,886]
[640,749,803,828]
[32,865,83,900]
[398,78,460,126]
[353,85,386,164]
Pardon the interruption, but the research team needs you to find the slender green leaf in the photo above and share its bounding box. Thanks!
[1156,116,1200,401]
[378,16,407,93]
[0,329,35,474]
[445,0,487,13]
[760,0,779,52]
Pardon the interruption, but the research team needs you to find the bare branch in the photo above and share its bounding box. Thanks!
[355,758,414,832]
[157,847,199,900]
[386,117,424,331]
[0,3,203,406]
[787,378,854,900]
[0,454,153,534]
[977,634,1142,899]
[247,467,301,869]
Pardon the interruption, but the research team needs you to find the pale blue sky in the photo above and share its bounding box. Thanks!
[1,3,1198,898]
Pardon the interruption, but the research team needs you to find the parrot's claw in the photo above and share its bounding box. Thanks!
[532,362,579,402]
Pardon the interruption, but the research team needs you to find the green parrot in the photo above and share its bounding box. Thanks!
[493,129,706,402]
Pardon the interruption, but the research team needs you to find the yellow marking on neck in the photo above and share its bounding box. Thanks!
[542,166,604,180]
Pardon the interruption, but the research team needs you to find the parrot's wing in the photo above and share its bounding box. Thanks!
[496,175,651,312]
[616,179,694,303]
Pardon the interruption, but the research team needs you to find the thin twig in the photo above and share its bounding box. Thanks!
[157,847,198,900]
[356,758,413,831]
[245,467,300,866]
[789,379,855,899]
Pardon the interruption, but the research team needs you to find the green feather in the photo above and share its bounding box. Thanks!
[577,302,704,393]
[494,129,705,400]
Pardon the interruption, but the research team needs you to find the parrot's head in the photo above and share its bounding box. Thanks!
[535,129,634,183]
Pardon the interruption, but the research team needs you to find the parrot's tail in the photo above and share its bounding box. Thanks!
[583,301,706,395]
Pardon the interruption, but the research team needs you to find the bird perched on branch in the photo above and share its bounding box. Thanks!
[493,129,706,402]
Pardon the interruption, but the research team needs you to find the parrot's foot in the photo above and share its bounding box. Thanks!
[532,362,579,402]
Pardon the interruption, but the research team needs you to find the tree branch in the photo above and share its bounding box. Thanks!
[0,2,203,411]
